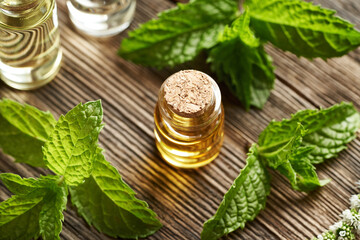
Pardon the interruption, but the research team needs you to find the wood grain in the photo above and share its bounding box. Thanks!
[1,0,360,239]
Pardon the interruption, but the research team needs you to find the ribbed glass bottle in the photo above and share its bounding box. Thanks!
[0,0,62,90]
[154,70,225,168]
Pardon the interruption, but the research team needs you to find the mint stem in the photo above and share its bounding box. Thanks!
[56,176,65,186]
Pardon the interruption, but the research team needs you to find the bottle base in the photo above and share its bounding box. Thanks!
[0,50,62,91]
[67,0,136,37]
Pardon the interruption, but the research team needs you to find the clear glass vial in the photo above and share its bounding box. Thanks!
[154,70,225,168]
[67,0,136,37]
[0,0,62,90]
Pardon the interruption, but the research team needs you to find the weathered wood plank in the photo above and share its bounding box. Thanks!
[1,0,360,239]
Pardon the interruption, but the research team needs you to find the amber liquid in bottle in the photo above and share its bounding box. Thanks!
[154,70,224,168]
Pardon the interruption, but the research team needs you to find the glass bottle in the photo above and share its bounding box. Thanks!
[154,70,225,168]
[0,0,62,90]
[67,0,136,37]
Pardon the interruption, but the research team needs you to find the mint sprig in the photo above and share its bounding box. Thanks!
[119,0,360,109]
[257,103,360,192]
[0,99,161,240]
[208,10,275,109]
[201,103,360,239]
[119,0,239,68]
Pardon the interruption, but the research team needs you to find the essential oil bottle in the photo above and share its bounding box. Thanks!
[67,0,136,37]
[0,0,62,90]
[154,70,225,168]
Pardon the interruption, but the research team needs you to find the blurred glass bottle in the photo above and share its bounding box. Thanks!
[0,0,62,90]
[67,0,136,37]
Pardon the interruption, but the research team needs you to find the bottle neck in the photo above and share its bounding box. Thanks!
[0,0,53,29]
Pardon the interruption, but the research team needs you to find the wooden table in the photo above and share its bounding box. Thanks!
[1,0,360,239]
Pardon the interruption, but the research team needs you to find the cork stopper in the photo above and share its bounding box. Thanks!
[164,70,213,118]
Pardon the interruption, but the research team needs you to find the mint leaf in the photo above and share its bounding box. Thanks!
[39,181,67,240]
[201,145,270,240]
[258,103,360,191]
[209,10,275,109]
[0,173,37,195]
[0,195,43,240]
[69,148,162,239]
[277,146,330,192]
[0,99,56,142]
[119,0,239,68]
[260,102,360,165]
[259,122,326,192]
[258,122,305,169]
[0,175,67,240]
[246,0,360,59]
[291,102,360,164]
[43,101,103,186]
[0,99,56,167]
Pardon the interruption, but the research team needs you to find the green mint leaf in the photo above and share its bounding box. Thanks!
[39,180,67,240]
[43,101,103,186]
[0,173,37,195]
[246,0,360,59]
[201,145,271,240]
[0,99,56,142]
[277,146,330,192]
[0,99,56,167]
[258,103,360,191]
[0,175,67,240]
[260,102,360,165]
[291,102,360,164]
[119,0,239,68]
[209,11,275,109]
[258,122,305,169]
[259,122,326,192]
[69,148,162,239]
[0,194,43,240]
